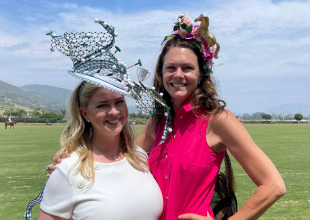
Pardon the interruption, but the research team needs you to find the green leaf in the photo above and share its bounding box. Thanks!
[181,23,187,30]
[161,35,175,45]
[186,24,193,33]
[214,63,225,67]
[173,25,180,31]
[192,40,202,53]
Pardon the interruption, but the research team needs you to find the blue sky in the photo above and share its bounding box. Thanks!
[0,0,309,114]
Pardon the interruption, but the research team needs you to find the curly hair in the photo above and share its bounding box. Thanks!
[153,38,236,218]
[153,37,226,121]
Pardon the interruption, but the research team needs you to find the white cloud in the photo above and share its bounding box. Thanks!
[0,0,309,113]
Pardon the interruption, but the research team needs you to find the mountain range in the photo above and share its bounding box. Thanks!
[20,84,72,105]
[0,80,71,112]
[0,80,308,115]
[0,80,140,113]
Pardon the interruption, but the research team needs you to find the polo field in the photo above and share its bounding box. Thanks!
[0,124,309,219]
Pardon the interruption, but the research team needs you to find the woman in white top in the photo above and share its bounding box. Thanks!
[39,82,163,220]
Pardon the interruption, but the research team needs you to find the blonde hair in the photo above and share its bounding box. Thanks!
[54,82,149,185]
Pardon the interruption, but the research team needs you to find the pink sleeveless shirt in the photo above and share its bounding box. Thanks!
[148,102,226,220]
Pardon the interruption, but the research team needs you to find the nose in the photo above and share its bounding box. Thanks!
[174,67,184,79]
[108,105,120,116]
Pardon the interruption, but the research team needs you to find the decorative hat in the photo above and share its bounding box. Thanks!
[47,19,172,144]
[161,13,223,76]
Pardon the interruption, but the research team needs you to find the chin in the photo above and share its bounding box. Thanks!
[170,93,190,101]
[107,123,124,131]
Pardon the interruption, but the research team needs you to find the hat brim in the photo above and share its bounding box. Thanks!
[68,70,132,98]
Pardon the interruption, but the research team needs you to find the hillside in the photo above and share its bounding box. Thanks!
[0,80,66,112]
[20,84,73,107]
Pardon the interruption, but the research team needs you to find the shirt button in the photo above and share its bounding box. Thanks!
[173,135,176,139]
[78,181,85,189]
[166,197,169,200]
[165,175,168,179]
[165,155,168,158]
[179,115,183,118]
[94,164,100,170]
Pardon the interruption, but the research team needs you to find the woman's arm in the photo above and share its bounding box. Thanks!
[40,163,74,220]
[209,110,286,220]
[38,210,69,220]
[135,117,157,153]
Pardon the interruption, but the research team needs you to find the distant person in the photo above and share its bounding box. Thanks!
[8,115,12,123]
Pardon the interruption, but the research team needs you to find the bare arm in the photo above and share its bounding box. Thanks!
[38,210,69,220]
[209,110,286,220]
[135,117,157,153]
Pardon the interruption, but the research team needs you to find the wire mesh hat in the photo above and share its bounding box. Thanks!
[47,18,172,144]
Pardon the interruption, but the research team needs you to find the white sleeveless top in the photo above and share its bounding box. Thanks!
[40,148,163,220]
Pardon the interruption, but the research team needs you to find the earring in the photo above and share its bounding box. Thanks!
[87,120,90,122]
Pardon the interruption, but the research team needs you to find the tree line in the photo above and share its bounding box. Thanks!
[236,112,308,121]
[2,107,65,119]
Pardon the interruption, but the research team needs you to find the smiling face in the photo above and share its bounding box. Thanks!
[79,87,128,138]
[162,47,202,107]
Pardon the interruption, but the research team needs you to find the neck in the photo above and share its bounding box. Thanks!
[172,97,191,114]
[91,130,121,155]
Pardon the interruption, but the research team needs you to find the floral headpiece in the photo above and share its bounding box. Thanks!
[162,13,221,76]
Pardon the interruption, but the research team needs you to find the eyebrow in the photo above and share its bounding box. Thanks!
[96,97,124,104]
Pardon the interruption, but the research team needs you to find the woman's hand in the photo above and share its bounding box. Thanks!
[46,153,71,178]
[178,213,214,220]
[135,117,157,153]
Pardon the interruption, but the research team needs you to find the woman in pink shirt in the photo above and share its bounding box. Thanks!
[136,14,286,220]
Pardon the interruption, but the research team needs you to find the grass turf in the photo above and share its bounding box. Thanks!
[0,124,309,219]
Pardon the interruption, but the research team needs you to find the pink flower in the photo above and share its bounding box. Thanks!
[193,34,202,42]
[184,33,194,39]
[183,16,191,25]
[200,39,208,48]
[192,25,199,32]
[179,13,185,18]
[209,44,217,53]
[207,59,214,67]
[206,52,213,59]
[200,40,214,60]
[171,24,180,35]
[171,29,180,35]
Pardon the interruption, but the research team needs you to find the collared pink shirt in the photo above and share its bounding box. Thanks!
[149,102,226,220]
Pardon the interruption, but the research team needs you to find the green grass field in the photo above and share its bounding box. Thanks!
[0,125,309,219]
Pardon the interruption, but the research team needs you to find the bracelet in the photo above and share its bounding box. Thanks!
[45,165,52,174]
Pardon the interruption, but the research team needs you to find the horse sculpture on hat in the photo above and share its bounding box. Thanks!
[194,13,220,59]
[4,121,17,129]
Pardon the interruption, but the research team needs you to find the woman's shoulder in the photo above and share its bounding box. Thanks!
[210,109,235,123]
[208,109,241,133]
[56,151,80,173]
[208,109,247,140]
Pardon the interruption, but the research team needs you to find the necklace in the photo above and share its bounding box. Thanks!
[94,146,123,162]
